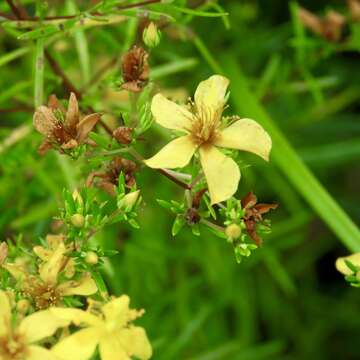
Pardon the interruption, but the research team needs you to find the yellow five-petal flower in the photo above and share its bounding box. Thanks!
[0,291,68,360]
[144,75,272,204]
[51,295,152,360]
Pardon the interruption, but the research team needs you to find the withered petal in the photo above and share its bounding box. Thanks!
[38,139,53,155]
[245,220,263,246]
[33,106,57,136]
[65,92,80,131]
[121,81,144,93]
[254,203,278,214]
[241,192,258,209]
[61,139,78,150]
[76,113,101,142]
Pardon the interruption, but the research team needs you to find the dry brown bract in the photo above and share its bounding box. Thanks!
[113,126,133,144]
[121,46,149,93]
[241,192,278,246]
[86,157,137,196]
[298,7,346,42]
[33,92,101,154]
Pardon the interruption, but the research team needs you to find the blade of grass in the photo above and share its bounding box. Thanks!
[34,38,44,107]
[151,58,198,79]
[34,1,44,108]
[66,0,91,84]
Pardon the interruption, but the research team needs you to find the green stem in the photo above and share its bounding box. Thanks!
[34,38,44,107]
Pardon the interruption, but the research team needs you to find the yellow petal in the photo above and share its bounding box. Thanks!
[194,75,229,116]
[59,274,98,296]
[118,327,152,360]
[39,242,66,284]
[0,290,11,336]
[144,135,196,169]
[151,93,193,132]
[199,145,240,204]
[33,246,52,261]
[2,263,26,281]
[102,295,130,327]
[52,327,100,360]
[99,337,128,360]
[215,119,272,161]
[50,308,102,327]
[335,253,360,275]
[28,345,62,360]
[19,309,70,343]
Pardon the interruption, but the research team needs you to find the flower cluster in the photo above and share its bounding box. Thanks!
[6,51,279,358]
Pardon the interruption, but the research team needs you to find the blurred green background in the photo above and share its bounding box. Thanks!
[1,0,360,359]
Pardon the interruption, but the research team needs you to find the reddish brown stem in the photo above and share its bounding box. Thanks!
[3,0,162,22]
[79,58,118,93]
[157,169,191,190]
[0,107,33,113]
[5,0,25,19]
[44,50,81,99]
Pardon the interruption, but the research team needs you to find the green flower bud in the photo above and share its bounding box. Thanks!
[119,190,140,211]
[143,22,161,48]
[71,213,85,228]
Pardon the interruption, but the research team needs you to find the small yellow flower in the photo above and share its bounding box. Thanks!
[33,234,75,278]
[144,75,272,204]
[0,290,68,360]
[51,295,152,360]
[4,241,97,309]
[335,252,360,275]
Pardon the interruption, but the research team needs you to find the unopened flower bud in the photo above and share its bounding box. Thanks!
[113,127,132,145]
[71,213,85,228]
[143,22,161,48]
[85,251,98,265]
[17,299,30,314]
[225,223,242,239]
[119,190,140,210]
[335,252,360,275]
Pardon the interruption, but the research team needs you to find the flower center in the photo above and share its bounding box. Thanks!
[189,107,222,146]
[0,331,28,360]
[23,279,61,310]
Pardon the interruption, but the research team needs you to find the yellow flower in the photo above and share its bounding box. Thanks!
[0,290,68,360]
[33,234,75,278]
[335,253,360,275]
[51,295,152,360]
[4,241,97,309]
[144,75,272,204]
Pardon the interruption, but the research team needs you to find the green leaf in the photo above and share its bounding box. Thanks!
[172,215,185,236]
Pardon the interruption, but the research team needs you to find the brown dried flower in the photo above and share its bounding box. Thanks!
[86,157,137,196]
[241,192,278,246]
[121,46,149,92]
[298,7,346,42]
[33,92,101,154]
[113,126,133,145]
